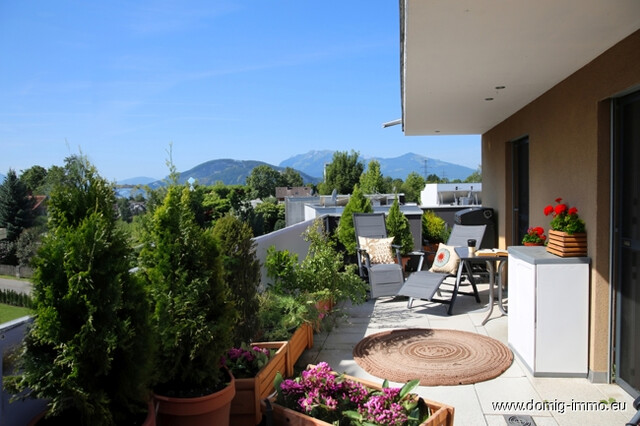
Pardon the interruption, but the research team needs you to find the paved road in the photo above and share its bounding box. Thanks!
[0,277,32,295]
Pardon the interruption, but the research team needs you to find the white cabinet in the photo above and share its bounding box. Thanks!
[508,246,590,377]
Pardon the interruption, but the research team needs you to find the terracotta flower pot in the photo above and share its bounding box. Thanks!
[523,242,544,246]
[154,372,236,426]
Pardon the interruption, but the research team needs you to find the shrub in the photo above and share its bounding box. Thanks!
[212,214,261,346]
[386,197,414,256]
[138,184,238,396]
[422,210,449,244]
[265,219,367,305]
[4,156,154,425]
[337,184,373,255]
[0,289,33,308]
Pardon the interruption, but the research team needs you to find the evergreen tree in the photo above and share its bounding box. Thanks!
[0,169,34,242]
[213,214,261,345]
[386,196,414,255]
[337,184,373,255]
[138,183,237,393]
[5,156,154,425]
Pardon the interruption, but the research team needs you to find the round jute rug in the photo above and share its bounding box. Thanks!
[352,328,513,386]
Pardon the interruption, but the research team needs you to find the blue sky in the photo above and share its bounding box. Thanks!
[0,1,480,182]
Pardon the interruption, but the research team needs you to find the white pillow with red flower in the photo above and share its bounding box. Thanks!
[428,243,460,274]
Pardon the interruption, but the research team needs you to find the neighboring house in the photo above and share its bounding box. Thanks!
[275,186,313,201]
[397,1,640,396]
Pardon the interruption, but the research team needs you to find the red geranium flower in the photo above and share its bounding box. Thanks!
[554,204,567,215]
[544,197,586,234]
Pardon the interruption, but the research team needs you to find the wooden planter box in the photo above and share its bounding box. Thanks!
[546,230,587,257]
[261,371,454,426]
[230,342,289,426]
[286,323,314,376]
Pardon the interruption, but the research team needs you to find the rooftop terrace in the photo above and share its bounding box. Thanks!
[298,283,637,426]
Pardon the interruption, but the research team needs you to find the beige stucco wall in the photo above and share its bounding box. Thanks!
[482,29,640,380]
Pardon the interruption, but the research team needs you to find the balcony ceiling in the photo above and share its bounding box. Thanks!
[400,0,640,135]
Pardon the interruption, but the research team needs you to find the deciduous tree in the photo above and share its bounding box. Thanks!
[19,165,47,194]
[318,150,364,195]
[401,172,426,203]
[359,160,385,194]
[246,165,283,199]
[281,167,304,187]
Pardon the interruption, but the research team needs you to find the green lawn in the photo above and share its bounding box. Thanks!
[0,303,32,324]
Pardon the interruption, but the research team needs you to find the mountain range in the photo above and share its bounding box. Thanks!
[0,152,477,187]
[123,151,476,187]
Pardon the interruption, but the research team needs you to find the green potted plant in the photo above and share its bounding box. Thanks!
[385,197,415,273]
[543,197,586,234]
[137,181,238,426]
[543,197,587,257]
[265,362,454,425]
[298,219,368,308]
[212,214,261,346]
[224,343,288,426]
[265,219,367,318]
[4,156,155,425]
[421,210,450,268]
[337,184,373,259]
[422,210,449,247]
[255,289,316,377]
[521,226,547,246]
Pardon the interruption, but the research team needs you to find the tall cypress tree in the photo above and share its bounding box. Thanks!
[337,184,373,255]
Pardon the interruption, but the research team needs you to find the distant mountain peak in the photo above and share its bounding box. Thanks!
[279,150,475,181]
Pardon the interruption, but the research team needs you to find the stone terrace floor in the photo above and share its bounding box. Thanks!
[296,281,637,426]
